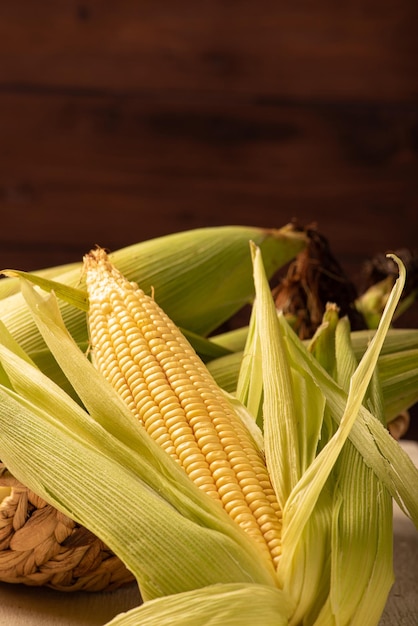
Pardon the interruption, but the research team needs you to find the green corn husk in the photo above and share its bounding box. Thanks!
[245,247,416,624]
[207,328,418,424]
[105,583,293,626]
[0,241,416,625]
[355,275,418,329]
[308,313,393,624]
[378,349,418,420]
[0,261,82,300]
[0,224,306,356]
[211,325,418,360]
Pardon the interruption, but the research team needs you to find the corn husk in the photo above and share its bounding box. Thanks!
[0,224,307,352]
[0,239,416,624]
[207,328,418,425]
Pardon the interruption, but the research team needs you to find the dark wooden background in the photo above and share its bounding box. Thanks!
[0,2,417,430]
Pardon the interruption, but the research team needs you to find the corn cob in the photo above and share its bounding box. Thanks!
[83,248,282,570]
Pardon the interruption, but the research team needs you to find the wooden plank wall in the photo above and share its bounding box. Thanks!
[0,2,416,267]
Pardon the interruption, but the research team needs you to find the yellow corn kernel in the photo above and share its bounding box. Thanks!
[83,248,282,569]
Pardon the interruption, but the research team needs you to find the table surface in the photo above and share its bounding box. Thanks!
[1,442,417,626]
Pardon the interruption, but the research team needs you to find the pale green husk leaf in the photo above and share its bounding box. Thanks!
[280,318,418,524]
[208,329,418,423]
[106,583,293,626]
[0,225,306,360]
[247,248,413,624]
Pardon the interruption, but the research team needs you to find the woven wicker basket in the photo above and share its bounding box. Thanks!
[0,463,135,592]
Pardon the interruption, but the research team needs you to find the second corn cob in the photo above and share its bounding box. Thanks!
[83,248,282,570]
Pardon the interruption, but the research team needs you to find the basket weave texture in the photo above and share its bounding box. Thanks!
[0,464,135,592]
